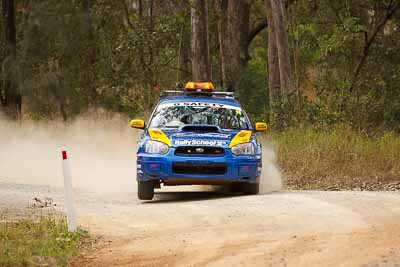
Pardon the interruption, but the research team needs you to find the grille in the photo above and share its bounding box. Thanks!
[175,146,225,156]
[172,162,227,175]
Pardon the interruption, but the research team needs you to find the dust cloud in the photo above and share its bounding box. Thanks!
[259,141,283,193]
[0,113,282,195]
[0,112,139,194]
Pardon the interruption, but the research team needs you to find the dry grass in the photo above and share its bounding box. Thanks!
[273,126,400,190]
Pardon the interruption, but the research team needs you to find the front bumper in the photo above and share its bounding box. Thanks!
[136,148,261,185]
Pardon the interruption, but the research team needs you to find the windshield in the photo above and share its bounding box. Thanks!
[149,102,250,130]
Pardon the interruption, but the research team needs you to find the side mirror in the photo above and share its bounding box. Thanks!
[255,122,268,131]
[130,119,145,129]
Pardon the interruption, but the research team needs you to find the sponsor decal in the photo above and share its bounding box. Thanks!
[175,140,228,146]
[174,102,225,108]
[173,132,231,139]
[195,147,205,153]
[159,102,241,110]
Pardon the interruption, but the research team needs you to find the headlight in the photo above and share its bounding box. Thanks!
[145,140,169,154]
[231,142,255,155]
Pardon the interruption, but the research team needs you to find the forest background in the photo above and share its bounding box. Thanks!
[1,0,400,189]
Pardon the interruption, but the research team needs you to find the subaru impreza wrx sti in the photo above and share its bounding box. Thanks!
[130,82,267,200]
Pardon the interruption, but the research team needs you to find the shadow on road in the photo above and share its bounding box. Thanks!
[143,190,242,204]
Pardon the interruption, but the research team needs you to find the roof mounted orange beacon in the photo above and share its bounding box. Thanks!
[184,82,214,92]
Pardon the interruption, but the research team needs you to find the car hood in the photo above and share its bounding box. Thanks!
[164,130,240,148]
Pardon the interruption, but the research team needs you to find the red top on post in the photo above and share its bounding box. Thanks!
[62,150,67,160]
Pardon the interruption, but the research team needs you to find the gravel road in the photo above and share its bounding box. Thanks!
[1,182,400,267]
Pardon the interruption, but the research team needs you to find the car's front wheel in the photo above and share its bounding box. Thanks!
[242,183,259,195]
[138,181,154,200]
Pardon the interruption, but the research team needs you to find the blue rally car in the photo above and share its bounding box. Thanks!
[130,82,267,200]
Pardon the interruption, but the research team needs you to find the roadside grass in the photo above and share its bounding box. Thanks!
[0,216,88,267]
[273,126,400,190]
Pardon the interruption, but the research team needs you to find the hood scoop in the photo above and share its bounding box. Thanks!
[181,125,220,132]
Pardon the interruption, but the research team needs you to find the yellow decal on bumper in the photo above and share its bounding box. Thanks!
[229,130,252,148]
[148,128,171,146]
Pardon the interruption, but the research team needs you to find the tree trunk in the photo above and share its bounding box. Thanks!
[217,0,250,91]
[177,23,191,82]
[82,0,97,106]
[176,1,191,82]
[216,0,228,89]
[217,1,268,91]
[225,0,250,91]
[270,0,291,96]
[265,0,281,99]
[1,0,20,120]
[191,0,211,81]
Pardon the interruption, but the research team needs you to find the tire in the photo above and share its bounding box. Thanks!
[242,183,259,195]
[138,181,154,200]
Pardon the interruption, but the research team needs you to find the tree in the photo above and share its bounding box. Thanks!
[215,0,228,88]
[226,0,250,90]
[82,0,97,106]
[1,0,20,120]
[217,0,268,91]
[191,0,211,81]
[264,0,292,128]
[269,0,291,96]
[349,1,400,92]
[265,0,280,99]
[176,1,191,82]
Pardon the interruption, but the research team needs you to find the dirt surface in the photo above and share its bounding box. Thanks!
[1,182,400,267]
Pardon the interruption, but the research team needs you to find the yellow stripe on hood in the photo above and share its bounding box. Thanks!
[148,128,171,146]
[229,130,252,148]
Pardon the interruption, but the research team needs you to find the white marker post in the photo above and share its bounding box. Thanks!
[61,147,77,232]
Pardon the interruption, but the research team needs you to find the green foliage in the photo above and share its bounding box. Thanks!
[264,0,400,131]
[6,1,188,120]
[1,0,399,132]
[0,216,88,267]
[236,44,269,123]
